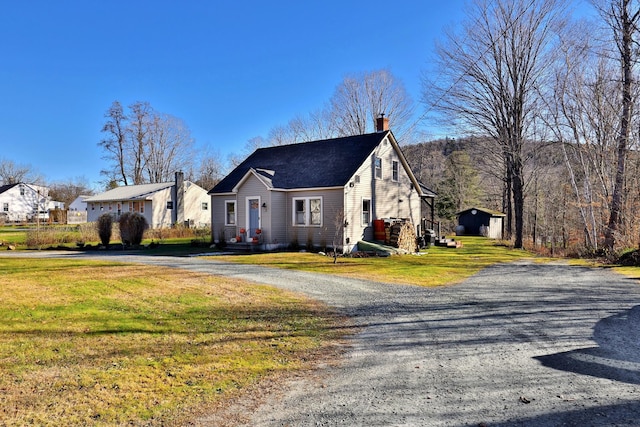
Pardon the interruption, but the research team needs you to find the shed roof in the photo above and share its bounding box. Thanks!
[210,132,391,194]
[457,207,506,217]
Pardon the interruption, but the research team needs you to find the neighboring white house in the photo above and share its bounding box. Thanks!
[67,195,90,224]
[69,195,90,212]
[209,117,436,252]
[0,183,54,222]
[84,173,211,228]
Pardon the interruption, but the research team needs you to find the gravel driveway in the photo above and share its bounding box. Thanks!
[4,252,640,426]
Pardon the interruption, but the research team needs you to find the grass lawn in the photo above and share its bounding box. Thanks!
[0,258,346,426]
[0,227,27,246]
[210,236,536,287]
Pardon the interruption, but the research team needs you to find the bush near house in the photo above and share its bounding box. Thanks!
[97,214,113,246]
[118,212,148,246]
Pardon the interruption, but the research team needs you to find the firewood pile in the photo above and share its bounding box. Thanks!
[388,220,417,253]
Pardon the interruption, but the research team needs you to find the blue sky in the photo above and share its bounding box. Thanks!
[0,1,591,188]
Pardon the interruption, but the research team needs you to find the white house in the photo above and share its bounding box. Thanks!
[66,195,90,224]
[84,172,211,228]
[0,183,53,222]
[69,195,90,212]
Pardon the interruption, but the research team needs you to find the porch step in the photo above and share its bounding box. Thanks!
[223,242,262,253]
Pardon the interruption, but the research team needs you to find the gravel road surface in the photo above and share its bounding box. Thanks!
[4,252,640,426]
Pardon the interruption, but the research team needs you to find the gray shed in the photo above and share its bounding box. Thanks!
[456,207,505,239]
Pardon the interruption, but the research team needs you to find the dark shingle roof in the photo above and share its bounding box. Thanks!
[0,183,18,194]
[210,132,389,193]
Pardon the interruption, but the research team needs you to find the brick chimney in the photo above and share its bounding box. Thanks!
[174,171,185,225]
[376,114,389,132]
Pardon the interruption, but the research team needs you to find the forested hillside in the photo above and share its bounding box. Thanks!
[403,137,640,256]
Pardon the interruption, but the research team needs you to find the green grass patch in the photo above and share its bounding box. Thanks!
[0,258,345,426]
[211,236,535,287]
[0,227,27,246]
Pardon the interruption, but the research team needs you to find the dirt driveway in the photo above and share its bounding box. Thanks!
[4,252,640,426]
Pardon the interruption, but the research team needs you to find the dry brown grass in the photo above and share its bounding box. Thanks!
[0,258,346,426]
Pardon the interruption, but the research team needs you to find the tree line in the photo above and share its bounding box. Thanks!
[4,0,638,258]
[421,0,640,256]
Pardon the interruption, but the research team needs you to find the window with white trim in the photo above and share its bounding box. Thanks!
[392,160,399,182]
[374,157,382,179]
[201,202,209,210]
[362,199,371,225]
[2,203,8,212]
[225,201,236,225]
[292,197,322,226]
[167,201,173,209]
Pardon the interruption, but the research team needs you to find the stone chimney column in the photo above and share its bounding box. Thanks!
[175,171,185,225]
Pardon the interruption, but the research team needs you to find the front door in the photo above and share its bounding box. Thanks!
[248,198,260,238]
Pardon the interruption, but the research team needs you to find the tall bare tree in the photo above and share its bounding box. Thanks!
[145,113,194,183]
[99,101,130,185]
[424,0,563,248]
[239,69,415,157]
[0,159,41,185]
[541,20,619,251]
[190,148,225,191]
[99,101,196,186]
[330,69,414,140]
[127,101,151,185]
[596,0,640,253]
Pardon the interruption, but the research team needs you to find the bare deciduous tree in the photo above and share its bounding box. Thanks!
[191,148,225,191]
[541,20,618,251]
[237,69,415,159]
[127,101,151,185]
[48,177,94,209]
[596,0,640,253]
[0,159,41,185]
[330,69,414,140]
[99,101,197,186]
[145,113,194,183]
[424,0,564,248]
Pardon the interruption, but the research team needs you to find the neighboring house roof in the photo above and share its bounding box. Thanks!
[0,183,49,196]
[84,182,174,203]
[457,207,506,217]
[0,183,19,194]
[210,132,392,194]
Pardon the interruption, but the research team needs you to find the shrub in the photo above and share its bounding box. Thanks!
[97,214,113,246]
[77,222,99,244]
[119,212,148,246]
